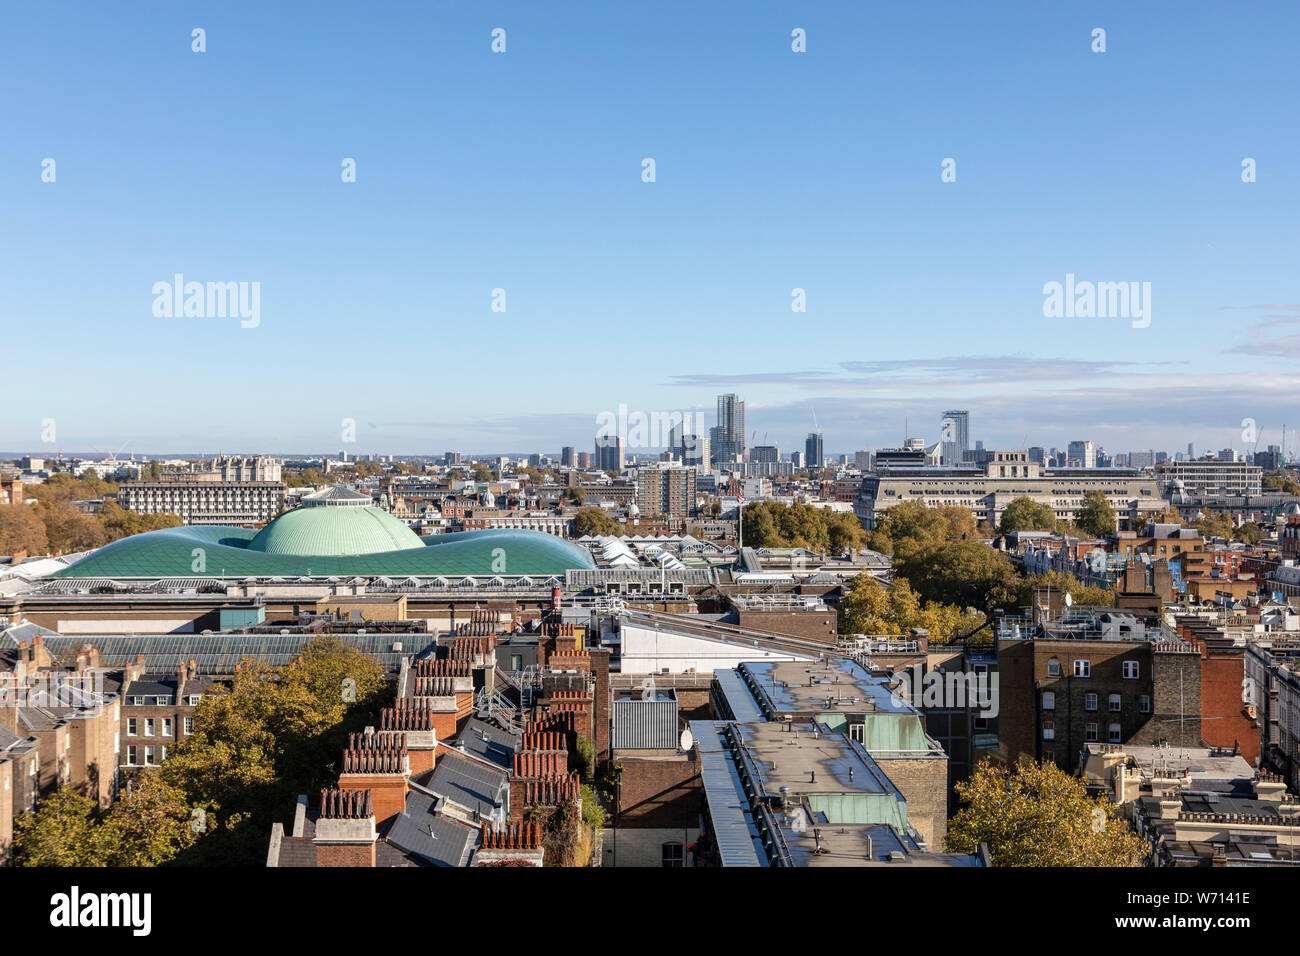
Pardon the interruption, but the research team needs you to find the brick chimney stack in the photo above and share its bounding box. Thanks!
[313,788,377,867]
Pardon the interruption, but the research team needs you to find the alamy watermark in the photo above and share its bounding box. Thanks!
[1042,273,1150,329]
[152,274,260,328]
[595,404,707,451]
[890,664,998,718]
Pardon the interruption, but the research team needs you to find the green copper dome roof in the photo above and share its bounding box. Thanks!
[53,524,596,579]
[248,504,425,556]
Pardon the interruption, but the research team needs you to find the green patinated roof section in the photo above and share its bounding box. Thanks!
[53,525,597,578]
[248,505,424,556]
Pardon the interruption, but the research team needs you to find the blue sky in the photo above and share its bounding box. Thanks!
[4,1,1299,459]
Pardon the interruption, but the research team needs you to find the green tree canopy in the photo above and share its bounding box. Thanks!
[739,501,866,553]
[891,539,1022,613]
[0,503,49,555]
[947,759,1147,866]
[866,501,976,557]
[999,497,1058,534]
[1075,491,1117,537]
[1020,571,1114,608]
[840,575,985,641]
[574,506,621,537]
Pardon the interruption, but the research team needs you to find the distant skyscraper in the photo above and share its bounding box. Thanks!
[854,450,872,470]
[595,433,625,471]
[805,432,824,470]
[940,410,970,465]
[714,393,745,463]
[561,446,575,467]
[1067,440,1097,468]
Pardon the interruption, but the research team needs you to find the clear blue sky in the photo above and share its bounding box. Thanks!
[4,1,1299,459]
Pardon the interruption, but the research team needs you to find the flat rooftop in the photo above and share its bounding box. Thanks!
[1086,743,1255,787]
[739,658,917,717]
[732,721,898,798]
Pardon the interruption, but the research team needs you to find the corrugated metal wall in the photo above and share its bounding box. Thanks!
[612,697,679,750]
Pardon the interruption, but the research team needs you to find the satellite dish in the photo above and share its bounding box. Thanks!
[1064,592,1073,607]
[680,728,694,751]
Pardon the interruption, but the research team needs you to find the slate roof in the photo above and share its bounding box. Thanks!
[424,752,509,818]
[455,718,520,771]
[385,790,477,867]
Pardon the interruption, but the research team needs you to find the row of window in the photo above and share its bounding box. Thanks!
[124,745,168,766]
[125,717,194,737]
[127,694,202,707]
[1047,659,1140,679]
[1043,692,1150,713]
[1042,720,1126,743]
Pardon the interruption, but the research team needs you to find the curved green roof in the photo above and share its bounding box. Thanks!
[248,505,424,556]
[54,523,596,579]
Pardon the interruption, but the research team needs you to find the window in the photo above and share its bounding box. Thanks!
[1108,723,1122,743]
[155,696,173,707]
[1122,661,1139,680]
[1085,722,1098,742]
[662,842,684,868]
[127,718,138,736]
[510,655,523,672]
[188,695,202,706]
[184,716,194,735]
[1047,658,1061,677]
[144,746,156,766]
[1085,693,1098,711]
[160,745,168,761]
[127,745,137,766]
[1109,694,1122,712]
[1139,695,1150,714]
[1074,659,1091,678]
[1042,691,1055,711]
[130,696,146,705]
[144,719,155,737]
[162,718,173,737]
[1042,719,1055,741]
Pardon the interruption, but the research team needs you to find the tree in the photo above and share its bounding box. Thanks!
[1020,571,1114,608]
[999,497,1057,534]
[563,486,585,504]
[0,503,49,555]
[1193,511,1234,541]
[12,787,103,866]
[892,539,1022,613]
[739,501,866,552]
[867,501,975,557]
[574,507,620,537]
[841,575,986,641]
[37,500,108,553]
[947,759,1148,866]
[156,637,388,865]
[97,777,197,866]
[1233,522,1265,546]
[470,463,494,482]
[1074,491,1117,537]
[99,500,182,540]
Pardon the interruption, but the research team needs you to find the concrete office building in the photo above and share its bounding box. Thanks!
[1156,460,1263,497]
[854,450,1168,531]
